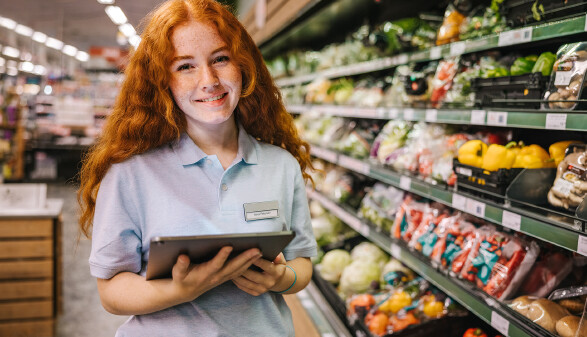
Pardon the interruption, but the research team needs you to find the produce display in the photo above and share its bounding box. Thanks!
[548,144,587,210]
[544,42,587,110]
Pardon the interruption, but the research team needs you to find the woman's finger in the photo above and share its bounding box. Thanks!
[273,253,286,265]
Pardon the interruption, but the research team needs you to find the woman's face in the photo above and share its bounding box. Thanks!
[168,20,242,130]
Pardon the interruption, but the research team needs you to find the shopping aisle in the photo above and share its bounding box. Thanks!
[49,183,128,337]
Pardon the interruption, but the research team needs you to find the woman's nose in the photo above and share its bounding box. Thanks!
[199,65,219,91]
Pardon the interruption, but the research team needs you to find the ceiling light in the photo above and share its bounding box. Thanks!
[34,65,47,76]
[7,60,17,68]
[76,51,89,62]
[32,32,47,43]
[118,23,136,38]
[97,0,115,3]
[0,57,4,66]
[15,24,33,37]
[2,46,20,59]
[19,61,34,73]
[0,17,17,30]
[46,37,64,50]
[6,67,17,76]
[105,6,127,25]
[62,45,78,57]
[129,35,141,48]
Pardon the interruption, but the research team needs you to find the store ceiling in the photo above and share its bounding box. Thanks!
[0,0,168,52]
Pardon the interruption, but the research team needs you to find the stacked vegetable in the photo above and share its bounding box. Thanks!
[457,139,556,171]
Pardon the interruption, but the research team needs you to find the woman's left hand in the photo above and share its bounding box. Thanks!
[231,253,288,296]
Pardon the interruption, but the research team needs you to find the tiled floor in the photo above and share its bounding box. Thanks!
[49,183,128,337]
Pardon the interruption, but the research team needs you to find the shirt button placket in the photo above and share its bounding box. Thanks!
[221,183,228,191]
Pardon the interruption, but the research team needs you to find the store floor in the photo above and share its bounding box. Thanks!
[51,182,320,337]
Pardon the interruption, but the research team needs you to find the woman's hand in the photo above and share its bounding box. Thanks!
[171,246,262,302]
[231,253,289,296]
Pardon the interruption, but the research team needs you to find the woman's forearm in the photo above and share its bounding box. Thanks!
[271,257,313,294]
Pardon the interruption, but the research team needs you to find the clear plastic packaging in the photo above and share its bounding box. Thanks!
[543,42,587,110]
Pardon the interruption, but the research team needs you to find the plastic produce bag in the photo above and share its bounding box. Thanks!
[516,249,573,298]
[547,144,587,210]
[358,183,405,233]
[543,42,587,110]
[436,4,466,45]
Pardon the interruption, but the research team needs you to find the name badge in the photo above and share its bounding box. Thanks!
[243,201,279,221]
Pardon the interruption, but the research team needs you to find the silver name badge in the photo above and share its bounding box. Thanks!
[243,201,279,221]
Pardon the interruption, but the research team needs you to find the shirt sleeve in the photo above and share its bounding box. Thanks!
[283,159,317,261]
[89,162,143,279]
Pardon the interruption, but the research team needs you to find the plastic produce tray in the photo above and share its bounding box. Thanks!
[454,159,524,199]
[502,0,587,27]
[471,73,549,109]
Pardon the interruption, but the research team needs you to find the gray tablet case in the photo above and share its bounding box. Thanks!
[146,231,295,280]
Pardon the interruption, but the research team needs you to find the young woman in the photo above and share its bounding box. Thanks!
[77,0,317,335]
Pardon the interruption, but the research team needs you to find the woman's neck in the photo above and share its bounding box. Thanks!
[187,120,239,170]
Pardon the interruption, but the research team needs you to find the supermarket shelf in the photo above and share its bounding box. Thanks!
[297,282,354,337]
[306,188,557,337]
[288,104,587,131]
[308,146,587,255]
[276,15,587,87]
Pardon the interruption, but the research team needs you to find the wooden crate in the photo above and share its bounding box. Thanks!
[0,218,58,337]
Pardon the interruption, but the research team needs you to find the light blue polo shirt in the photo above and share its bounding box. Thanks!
[89,124,317,337]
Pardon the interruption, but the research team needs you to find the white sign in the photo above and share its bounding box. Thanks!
[389,108,400,119]
[397,54,409,65]
[390,243,402,259]
[466,199,486,218]
[361,224,371,237]
[338,156,370,175]
[403,109,415,121]
[554,71,573,86]
[450,41,466,56]
[545,113,567,130]
[491,311,510,336]
[502,211,521,231]
[400,176,412,190]
[470,110,486,125]
[452,194,467,211]
[425,109,438,122]
[430,46,442,59]
[578,235,587,257]
[376,108,387,119]
[498,27,532,46]
[487,111,508,126]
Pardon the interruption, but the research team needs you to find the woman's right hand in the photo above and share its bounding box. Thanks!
[171,246,262,302]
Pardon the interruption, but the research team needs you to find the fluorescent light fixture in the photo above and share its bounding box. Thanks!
[6,67,18,76]
[34,65,47,76]
[105,6,127,25]
[129,35,141,48]
[76,51,89,62]
[2,46,20,59]
[118,23,136,38]
[32,31,47,43]
[0,17,17,30]
[46,37,64,50]
[97,0,115,3]
[19,61,34,72]
[15,24,33,37]
[0,57,4,66]
[62,45,78,57]
[44,85,53,95]
[7,60,17,68]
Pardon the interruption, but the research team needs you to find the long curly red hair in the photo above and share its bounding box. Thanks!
[78,0,313,238]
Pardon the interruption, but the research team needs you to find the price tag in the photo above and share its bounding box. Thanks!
[466,199,486,218]
[470,110,486,125]
[502,210,521,232]
[487,111,508,126]
[554,71,573,86]
[491,311,510,336]
[390,243,401,259]
[450,41,466,56]
[310,147,337,163]
[376,108,387,119]
[397,54,409,65]
[546,113,567,130]
[400,176,412,190]
[425,109,438,122]
[430,46,442,59]
[498,27,532,46]
[403,109,415,121]
[578,235,587,257]
[452,194,467,211]
[585,13,587,31]
[338,155,370,175]
[389,108,399,119]
[361,224,371,237]
[456,166,473,177]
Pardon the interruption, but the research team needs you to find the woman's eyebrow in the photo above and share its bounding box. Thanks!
[170,46,229,64]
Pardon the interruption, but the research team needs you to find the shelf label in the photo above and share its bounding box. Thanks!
[450,41,466,56]
[338,155,370,175]
[502,210,521,232]
[456,166,473,177]
[397,54,409,65]
[390,242,401,259]
[545,113,567,130]
[376,108,387,119]
[430,46,442,59]
[466,199,486,218]
[498,27,532,46]
[403,109,415,121]
[554,71,573,86]
[400,176,412,190]
[310,147,337,163]
[487,111,508,126]
[491,311,510,336]
[389,108,400,119]
[578,235,587,257]
[452,193,467,211]
[585,13,587,31]
[360,224,371,237]
[470,110,486,125]
[425,109,438,122]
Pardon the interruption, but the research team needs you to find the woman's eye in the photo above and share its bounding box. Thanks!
[176,64,192,71]
[213,56,229,64]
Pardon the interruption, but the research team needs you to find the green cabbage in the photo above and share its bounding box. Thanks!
[350,242,388,266]
[318,249,352,283]
[339,260,381,297]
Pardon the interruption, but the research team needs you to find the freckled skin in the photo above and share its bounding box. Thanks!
[168,20,242,134]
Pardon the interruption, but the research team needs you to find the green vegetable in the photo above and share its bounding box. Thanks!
[339,260,382,297]
[350,242,388,266]
[510,56,537,76]
[532,1,545,21]
[318,249,352,283]
[485,67,510,78]
[531,51,556,76]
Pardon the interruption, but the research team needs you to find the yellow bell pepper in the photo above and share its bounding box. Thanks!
[423,300,445,318]
[513,144,555,168]
[386,291,412,314]
[458,140,487,168]
[549,140,584,166]
[481,142,518,171]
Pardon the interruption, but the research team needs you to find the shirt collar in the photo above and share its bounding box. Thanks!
[172,124,258,166]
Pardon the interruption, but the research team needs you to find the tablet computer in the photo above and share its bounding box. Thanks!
[146,231,295,280]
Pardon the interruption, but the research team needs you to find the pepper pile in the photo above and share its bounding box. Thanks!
[457,140,556,171]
